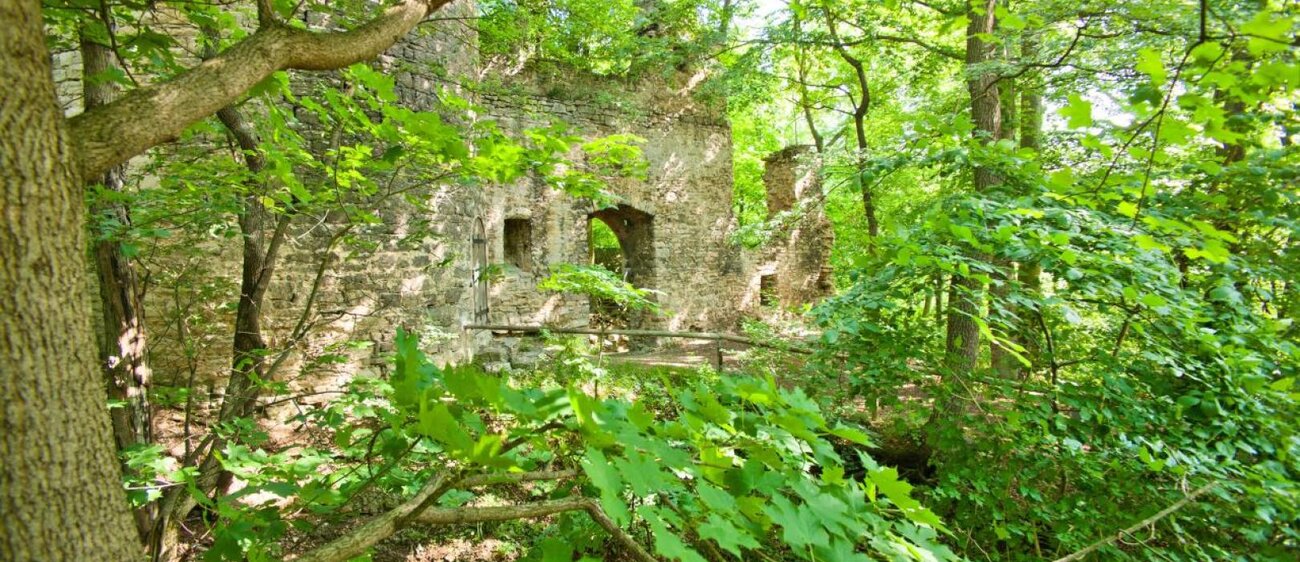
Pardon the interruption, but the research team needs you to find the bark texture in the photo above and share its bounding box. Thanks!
[989,46,1019,379]
[0,0,142,558]
[82,25,154,457]
[215,105,282,427]
[822,6,878,244]
[1015,56,1044,378]
[83,24,157,542]
[944,0,1001,375]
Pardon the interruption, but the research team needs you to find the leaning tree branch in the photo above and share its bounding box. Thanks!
[67,0,452,180]
[454,469,580,488]
[585,501,659,562]
[291,469,579,562]
[291,471,456,562]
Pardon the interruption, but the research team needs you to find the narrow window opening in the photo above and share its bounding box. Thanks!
[503,218,532,272]
[760,274,778,306]
[472,219,488,322]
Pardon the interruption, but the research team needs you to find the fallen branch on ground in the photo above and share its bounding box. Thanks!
[1052,482,1218,562]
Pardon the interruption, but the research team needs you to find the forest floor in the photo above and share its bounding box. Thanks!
[604,340,750,370]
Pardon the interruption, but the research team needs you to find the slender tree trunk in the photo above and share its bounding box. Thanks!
[0,1,142,557]
[934,273,946,326]
[151,98,289,561]
[990,42,1019,378]
[855,113,879,242]
[1014,39,1044,378]
[791,14,824,153]
[216,106,278,425]
[944,0,1000,377]
[822,5,877,247]
[82,22,157,542]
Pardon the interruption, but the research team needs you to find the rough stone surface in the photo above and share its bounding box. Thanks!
[751,145,835,309]
[59,1,832,391]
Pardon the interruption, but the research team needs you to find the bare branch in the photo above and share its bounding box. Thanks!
[454,469,581,488]
[585,502,658,562]
[414,497,590,525]
[291,472,455,562]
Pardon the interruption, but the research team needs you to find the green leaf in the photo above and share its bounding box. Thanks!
[815,538,871,562]
[540,537,574,562]
[1136,48,1167,87]
[582,447,622,493]
[643,509,707,562]
[868,467,945,529]
[696,482,738,514]
[617,449,666,496]
[417,402,473,453]
[1060,94,1093,128]
[582,448,630,525]
[1134,234,1170,252]
[948,223,975,242]
[764,495,828,550]
[994,5,1025,30]
[1139,293,1168,309]
[829,425,873,446]
[698,514,760,557]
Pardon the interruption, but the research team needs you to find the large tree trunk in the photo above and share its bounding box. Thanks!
[0,0,143,558]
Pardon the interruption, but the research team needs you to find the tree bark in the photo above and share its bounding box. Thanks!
[989,38,1019,379]
[944,0,1000,377]
[0,0,142,558]
[214,105,283,427]
[82,21,157,542]
[820,3,878,247]
[4,1,456,557]
[791,14,824,153]
[1014,38,1044,378]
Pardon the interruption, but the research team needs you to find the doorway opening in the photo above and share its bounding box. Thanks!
[587,205,655,330]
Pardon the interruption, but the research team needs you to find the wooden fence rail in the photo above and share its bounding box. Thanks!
[462,324,814,355]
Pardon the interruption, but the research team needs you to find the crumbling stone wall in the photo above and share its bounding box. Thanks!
[62,1,831,390]
[742,145,835,311]
[479,70,744,334]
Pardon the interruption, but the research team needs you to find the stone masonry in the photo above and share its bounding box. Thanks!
[60,1,834,391]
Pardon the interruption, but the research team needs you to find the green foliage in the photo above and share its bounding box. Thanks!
[193,329,952,560]
[720,0,1300,560]
[477,0,737,76]
[538,263,663,314]
[56,0,1298,560]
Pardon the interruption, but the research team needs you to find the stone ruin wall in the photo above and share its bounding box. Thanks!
[480,70,745,335]
[58,2,831,398]
[746,145,835,310]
